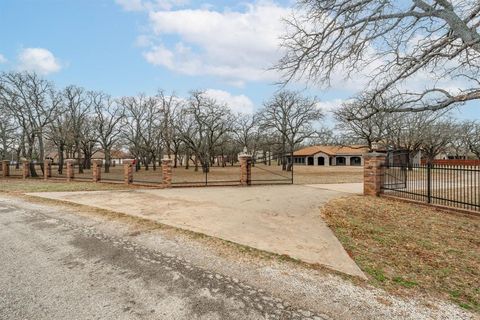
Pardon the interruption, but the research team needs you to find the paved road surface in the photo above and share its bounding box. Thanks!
[0,196,327,320]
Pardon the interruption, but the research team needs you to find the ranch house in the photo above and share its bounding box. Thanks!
[292,145,369,166]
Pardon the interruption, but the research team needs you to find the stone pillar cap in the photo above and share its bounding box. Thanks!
[238,153,252,158]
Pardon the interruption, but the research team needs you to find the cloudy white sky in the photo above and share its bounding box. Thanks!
[0,0,477,120]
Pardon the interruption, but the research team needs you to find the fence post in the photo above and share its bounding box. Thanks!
[239,154,252,186]
[44,159,52,180]
[92,159,102,183]
[2,160,9,178]
[161,158,173,188]
[427,163,432,203]
[123,159,134,185]
[363,152,386,196]
[22,160,30,179]
[65,159,75,182]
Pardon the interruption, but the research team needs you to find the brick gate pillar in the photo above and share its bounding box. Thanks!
[2,160,10,177]
[92,159,102,183]
[44,159,52,180]
[22,160,30,179]
[65,159,75,182]
[161,158,173,188]
[364,152,387,196]
[239,154,252,186]
[123,159,134,185]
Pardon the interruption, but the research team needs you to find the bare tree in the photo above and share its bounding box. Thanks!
[0,107,15,161]
[447,121,471,159]
[334,94,394,151]
[121,94,162,171]
[234,113,260,155]
[91,92,125,173]
[0,72,61,176]
[384,111,443,167]
[278,0,480,115]
[421,120,455,163]
[464,121,480,159]
[176,91,234,172]
[62,85,92,173]
[259,90,323,170]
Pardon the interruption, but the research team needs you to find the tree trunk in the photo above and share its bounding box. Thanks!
[38,131,45,175]
[58,145,64,174]
[105,150,111,173]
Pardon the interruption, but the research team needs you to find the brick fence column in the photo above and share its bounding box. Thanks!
[65,159,75,182]
[22,160,30,179]
[2,160,10,177]
[364,152,387,196]
[44,159,52,180]
[92,159,102,183]
[239,154,252,186]
[161,158,173,188]
[123,159,134,184]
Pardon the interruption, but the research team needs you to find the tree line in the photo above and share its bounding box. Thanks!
[333,95,480,164]
[0,71,323,176]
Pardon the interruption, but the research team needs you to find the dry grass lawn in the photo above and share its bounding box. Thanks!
[0,179,134,194]
[321,196,480,312]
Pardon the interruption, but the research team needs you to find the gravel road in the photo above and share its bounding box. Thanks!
[0,196,330,320]
[0,195,474,320]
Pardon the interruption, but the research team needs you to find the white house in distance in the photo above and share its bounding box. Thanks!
[293,145,369,166]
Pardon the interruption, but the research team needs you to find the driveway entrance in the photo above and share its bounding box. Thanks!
[29,185,365,278]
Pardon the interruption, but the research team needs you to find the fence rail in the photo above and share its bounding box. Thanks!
[382,163,480,212]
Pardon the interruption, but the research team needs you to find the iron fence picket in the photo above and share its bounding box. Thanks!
[382,163,480,212]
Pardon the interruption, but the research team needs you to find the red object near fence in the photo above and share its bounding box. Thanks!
[421,159,480,166]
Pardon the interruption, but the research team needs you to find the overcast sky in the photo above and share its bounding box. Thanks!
[0,0,478,120]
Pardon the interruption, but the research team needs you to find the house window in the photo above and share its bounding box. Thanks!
[350,157,362,166]
[294,157,305,164]
[336,157,346,166]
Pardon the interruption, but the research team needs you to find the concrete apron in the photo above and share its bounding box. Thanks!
[28,185,366,279]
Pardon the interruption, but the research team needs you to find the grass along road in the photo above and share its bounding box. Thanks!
[0,179,134,194]
[321,196,480,312]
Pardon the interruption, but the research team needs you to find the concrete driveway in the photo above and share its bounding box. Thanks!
[29,185,365,278]
[303,183,363,194]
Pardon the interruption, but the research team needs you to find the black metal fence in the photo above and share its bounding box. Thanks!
[171,153,294,187]
[382,163,480,212]
[251,153,293,185]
